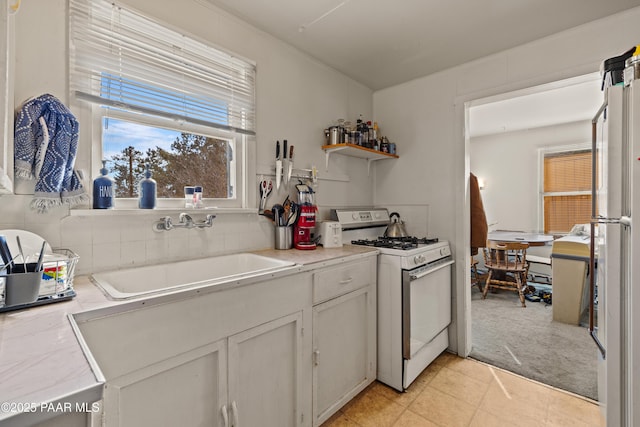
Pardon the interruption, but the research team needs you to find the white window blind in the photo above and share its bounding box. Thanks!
[69,0,256,135]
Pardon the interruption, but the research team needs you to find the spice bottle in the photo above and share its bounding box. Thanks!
[184,186,195,208]
[194,186,203,208]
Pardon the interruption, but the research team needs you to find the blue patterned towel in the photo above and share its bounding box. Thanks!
[14,94,88,213]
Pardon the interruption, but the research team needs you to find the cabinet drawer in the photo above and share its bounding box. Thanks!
[313,260,372,304]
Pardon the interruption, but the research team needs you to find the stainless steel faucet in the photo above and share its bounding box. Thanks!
[179,213,194,228]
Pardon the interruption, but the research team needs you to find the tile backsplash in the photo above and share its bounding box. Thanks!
[0,195,273,275]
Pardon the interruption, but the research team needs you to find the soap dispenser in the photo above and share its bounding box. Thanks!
[92,160,115,209]
[138,165,157,209]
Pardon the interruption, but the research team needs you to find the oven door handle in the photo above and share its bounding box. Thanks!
[409,260,454,281]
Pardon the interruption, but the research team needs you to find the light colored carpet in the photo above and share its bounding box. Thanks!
[469,286,598,400]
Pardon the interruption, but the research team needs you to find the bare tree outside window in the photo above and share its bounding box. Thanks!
[104,119,232,199]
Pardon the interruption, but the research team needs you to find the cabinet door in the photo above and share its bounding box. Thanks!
[33,412,89,427]
[313,286,376,426]
[103,340,227,427]
[228,311,305,427]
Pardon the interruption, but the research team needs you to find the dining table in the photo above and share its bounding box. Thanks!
[487,230,554,247]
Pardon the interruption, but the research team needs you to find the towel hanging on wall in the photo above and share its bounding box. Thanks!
[14,94,88,213]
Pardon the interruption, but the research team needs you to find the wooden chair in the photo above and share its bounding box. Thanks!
[482,241,530,307]
[471,257,482,292]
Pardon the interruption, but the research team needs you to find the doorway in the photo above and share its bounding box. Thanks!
[465,73,601,400]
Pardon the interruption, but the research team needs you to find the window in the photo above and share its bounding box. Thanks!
[542,148,594,234]
[102,118,234,199]
[69,0,255,206]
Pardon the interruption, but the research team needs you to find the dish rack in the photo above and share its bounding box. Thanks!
[0,248,79,313]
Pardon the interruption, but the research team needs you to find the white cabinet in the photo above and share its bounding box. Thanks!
[229,312,304,427]
[100,312,305,427]
[103,340,227,426]
[33,412,90,427]
[311,258,377,426]
[76,272,313,427]
[74,254,378,427]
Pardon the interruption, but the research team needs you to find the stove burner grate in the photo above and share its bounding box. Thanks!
[350,236,439,250]
[381,236,439,245]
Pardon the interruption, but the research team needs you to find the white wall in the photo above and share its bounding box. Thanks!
[0,2,6,178]
[2,0,374,275]
[470,120,591,233]
[0,1,13,192]
[373,7,640,354]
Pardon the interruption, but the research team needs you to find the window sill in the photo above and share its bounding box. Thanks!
[68,206,258,216]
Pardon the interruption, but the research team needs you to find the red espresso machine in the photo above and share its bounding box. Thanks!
[294,184,317,250]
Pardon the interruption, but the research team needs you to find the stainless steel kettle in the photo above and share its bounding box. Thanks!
[384,212,408,238]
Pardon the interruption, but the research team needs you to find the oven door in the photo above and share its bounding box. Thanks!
[402,260,453,360]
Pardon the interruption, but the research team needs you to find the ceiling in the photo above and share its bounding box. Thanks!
[204,0,640,90]
[468,76,604,138]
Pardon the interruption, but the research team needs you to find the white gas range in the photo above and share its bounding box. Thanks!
[331,208,454,391]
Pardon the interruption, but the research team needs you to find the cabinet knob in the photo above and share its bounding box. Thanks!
[221,404,229,427]
[231,401,239,427]
[313,349,320,366]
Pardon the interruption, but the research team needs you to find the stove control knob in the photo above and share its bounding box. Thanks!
[414,255,426,264]
[352,213,359,220]
[440,247,449,256]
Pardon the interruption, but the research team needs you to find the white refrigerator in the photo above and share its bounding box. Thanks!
[592,80,640,427]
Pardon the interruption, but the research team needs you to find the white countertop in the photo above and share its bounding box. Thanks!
[0,245,378,426]
[0,278,110,426]
[252,244,379,266]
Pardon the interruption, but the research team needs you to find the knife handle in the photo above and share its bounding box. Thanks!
[289,145,294,159]
[283,140,288,159]
[276,140,280,159]
[0,235,12,269]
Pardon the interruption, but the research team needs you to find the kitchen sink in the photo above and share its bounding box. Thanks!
[90,253,297,300]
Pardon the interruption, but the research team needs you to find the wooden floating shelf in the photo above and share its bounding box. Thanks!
[321,144,398,174]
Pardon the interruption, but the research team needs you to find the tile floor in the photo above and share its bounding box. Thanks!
[321,352,605,427]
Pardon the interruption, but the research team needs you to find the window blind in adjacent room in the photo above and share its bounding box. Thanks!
[543,150,593,234]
